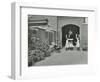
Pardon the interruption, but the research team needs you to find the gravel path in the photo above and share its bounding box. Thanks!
[34,48,88,66]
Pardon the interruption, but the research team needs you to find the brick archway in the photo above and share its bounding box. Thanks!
[62,24,80,47]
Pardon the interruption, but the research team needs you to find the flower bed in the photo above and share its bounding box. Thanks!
[28,35,51,66]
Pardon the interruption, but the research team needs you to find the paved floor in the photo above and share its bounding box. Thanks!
[34,48,88,66]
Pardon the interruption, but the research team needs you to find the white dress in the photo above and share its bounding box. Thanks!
[76,38,80,47]
[65,39,69,48]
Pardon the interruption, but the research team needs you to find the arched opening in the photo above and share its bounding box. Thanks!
[62,24,80,48]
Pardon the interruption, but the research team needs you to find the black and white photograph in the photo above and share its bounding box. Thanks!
[11,2,97,80]
[28,15,88,67]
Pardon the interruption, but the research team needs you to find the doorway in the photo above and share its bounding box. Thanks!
[62,24,80,47]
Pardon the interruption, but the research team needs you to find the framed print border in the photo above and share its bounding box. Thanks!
[11,2,96,80]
